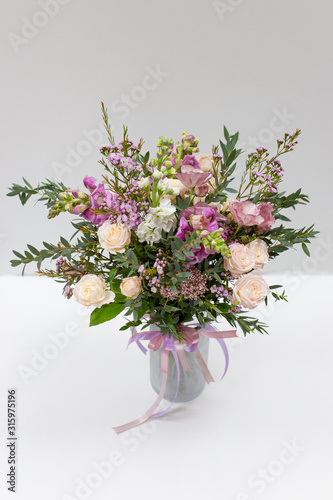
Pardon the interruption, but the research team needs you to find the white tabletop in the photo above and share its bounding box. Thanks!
[0,274,331,500]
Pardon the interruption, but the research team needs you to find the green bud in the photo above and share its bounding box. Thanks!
[77,190,87,200]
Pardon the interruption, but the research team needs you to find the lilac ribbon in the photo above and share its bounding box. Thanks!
[112,324,237,434]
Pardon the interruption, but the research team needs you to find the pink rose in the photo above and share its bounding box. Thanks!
[256,203,275,233]
[224,243,255,277]
[229,200,275,232]
[229,200,263,226]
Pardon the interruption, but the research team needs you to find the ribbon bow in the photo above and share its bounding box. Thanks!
[112,323,237,434]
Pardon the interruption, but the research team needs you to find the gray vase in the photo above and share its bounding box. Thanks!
[149,325,210,403]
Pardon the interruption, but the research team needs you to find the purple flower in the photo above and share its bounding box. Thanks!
[176,203,219,264]
[180,204,219,232]
[72,203,89,215]
[182,155,200,170]
[90,184,106,210]
[176,217,192,240]
[83,175,97,193]
[81,183,108,225]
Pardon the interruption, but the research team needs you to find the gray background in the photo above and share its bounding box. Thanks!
[1,0,332,275]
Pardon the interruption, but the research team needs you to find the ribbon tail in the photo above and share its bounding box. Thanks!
[112,349,169,434]
[215,338,229,380]
[135,340,148,355]
[176,344,192,372]
[194,349,214,384]
[153,348,180,418]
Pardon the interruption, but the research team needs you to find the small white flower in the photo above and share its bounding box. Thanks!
[168,185,180,196]
[138,264,145,273]
[152,169,163,180]
[136,215,162,244]
[149,198,177,232]
[157,178,169,192]
[151,286,157,293]
[156,265,164,274]
[138,177,150,189]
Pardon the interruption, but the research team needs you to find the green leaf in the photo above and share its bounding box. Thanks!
[109,269,117,282]
[60,236,70,247]
[111,279,122,294]
[165,305,180,312]
[10,260,21,267]
[27,244,39,255]
[90,302,124,327]
[275,213,291,222]
[176,272,192,278]
[137,300,149,321]
[302,242,310,256]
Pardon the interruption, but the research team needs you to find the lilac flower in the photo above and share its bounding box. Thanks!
[180,204,219,232]
[182,155,200,170]
[83,175,98,193]
[90,183,106,210]
[176,217,193,240]
[72,203,90,215]
[176,204,219,263]
[175,155,211,189]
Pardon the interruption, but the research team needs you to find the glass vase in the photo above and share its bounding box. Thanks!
[149,324,209,403]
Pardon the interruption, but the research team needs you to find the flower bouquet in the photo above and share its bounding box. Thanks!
[7,103,317,432]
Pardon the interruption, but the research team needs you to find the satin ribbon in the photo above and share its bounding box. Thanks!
[112,323,237,434]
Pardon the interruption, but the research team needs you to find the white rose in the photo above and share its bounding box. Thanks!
[120,276,141,299]
[197,154,214,172]
[246,239,269,270]
[232,273,270,309]
[224,243,255,278]
[73,274,115,307]
[98,221,131,254]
